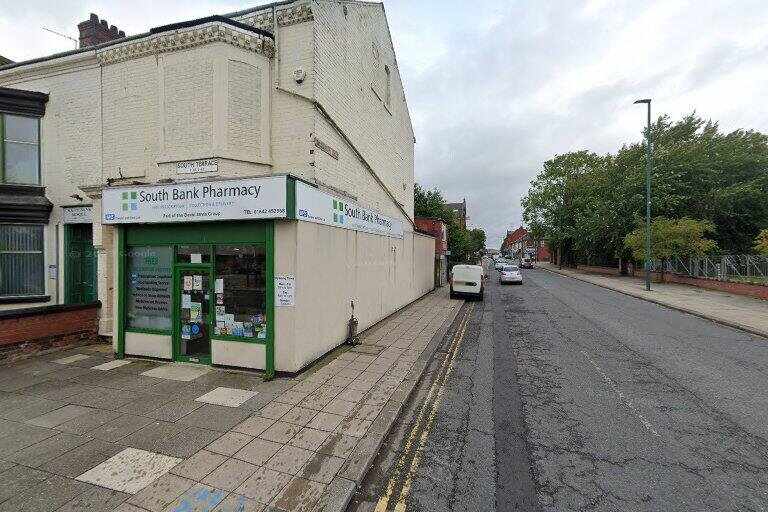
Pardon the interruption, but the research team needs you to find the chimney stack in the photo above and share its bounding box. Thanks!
[77,13,125,48]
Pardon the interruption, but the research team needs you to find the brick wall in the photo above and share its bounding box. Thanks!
[651,272,768,300]
[0,302,101,362]
[577,264,621,276]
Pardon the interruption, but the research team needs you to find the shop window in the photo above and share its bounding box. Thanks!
[126,245,172,331]
[177,245,211,264]
[214,244,267,339]
[0,224,44,296]
[1,114,40,185]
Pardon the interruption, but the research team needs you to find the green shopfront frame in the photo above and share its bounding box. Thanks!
[115,221,276,378]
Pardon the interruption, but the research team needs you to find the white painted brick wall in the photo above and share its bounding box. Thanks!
[312,1,415,222]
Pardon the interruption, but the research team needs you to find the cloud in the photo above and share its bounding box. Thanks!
[384,0,768,246]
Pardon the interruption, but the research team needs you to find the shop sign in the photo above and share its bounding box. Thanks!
[295,181,404,239]
[102,176,287,224]
[62,205,93,224]
[177,159,219,175]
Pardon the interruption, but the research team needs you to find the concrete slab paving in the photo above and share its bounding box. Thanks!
[202,458,258,491]
[76,447,182,494]
[162,483,227,512]
[171,450,228,481]
[25,404,91,428]
[141,363,212,382]
[91,359,133,371]
[53,354,91,365]
[195,386,259,408]
[235,466,293,505]
[0,288,460,511]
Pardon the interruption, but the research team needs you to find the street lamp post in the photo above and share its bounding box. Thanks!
[634,98,652,291]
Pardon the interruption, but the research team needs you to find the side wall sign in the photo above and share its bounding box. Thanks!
[102,176,287,224]
[295,181,404,239]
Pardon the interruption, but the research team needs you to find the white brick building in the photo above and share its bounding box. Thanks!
[0,1,433,374]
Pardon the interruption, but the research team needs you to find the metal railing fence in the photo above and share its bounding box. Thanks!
[649,255,768,284]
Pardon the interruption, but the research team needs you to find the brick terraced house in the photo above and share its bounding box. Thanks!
[0,1,434,375]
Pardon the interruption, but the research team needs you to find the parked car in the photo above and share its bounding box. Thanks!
[521,257,533,269]
[450,264,484,301]
[499,264,523,285]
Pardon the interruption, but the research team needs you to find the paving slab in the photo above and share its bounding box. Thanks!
[141,363,212,382]
[56,486,130,512]
[0,473,92,512]
[202,458,258,491]
[171,450,227,481]
[176,404,251,432]
[144,399,206,422]
[235,466,293,505]
[76,447,182,494]
[53,354,91,365]
[92,359,134,371]
[56,408,123,435]
[269,444,314,475]
[233,438,282,466]
[40,438,124,478]
[195,387,259,408]
[26,404,91,428]
[271,476,325,512]
[128,472,195,511]
[207,431,254,457]
[6,432,91,467]
[162,483,227,512]
[212,493,265,512]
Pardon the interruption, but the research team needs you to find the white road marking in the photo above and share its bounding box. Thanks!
[581,350,661,437]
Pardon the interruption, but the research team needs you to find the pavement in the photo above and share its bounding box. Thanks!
[537,262,768,338]
[348,267,768,511]
[0,288,461,512]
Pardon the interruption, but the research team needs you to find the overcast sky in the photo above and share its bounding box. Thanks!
[2,0,768,247]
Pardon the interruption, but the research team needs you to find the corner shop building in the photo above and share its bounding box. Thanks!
[0,2,433,375]
[104,175,434,376]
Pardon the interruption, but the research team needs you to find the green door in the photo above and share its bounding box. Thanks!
[65,224,97,304]
[173,265,214,364]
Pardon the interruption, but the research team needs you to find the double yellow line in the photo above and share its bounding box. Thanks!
[375,303,475,512]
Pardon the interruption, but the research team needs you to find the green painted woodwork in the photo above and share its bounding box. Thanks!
[64,224,97,304]
[119,220,275,375]
[116,226,126,359]
[286,176,296,220]
[172,264,213,365]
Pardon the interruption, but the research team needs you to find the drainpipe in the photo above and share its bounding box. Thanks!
[54,222,61,304]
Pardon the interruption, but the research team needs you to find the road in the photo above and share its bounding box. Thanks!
[347,266,768,511]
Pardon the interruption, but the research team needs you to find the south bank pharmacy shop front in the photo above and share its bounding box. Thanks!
[102,175,411,378]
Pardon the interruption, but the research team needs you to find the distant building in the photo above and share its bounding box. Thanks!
[501,227,550,261]
[446,198,467,229]
[415,217,448,286]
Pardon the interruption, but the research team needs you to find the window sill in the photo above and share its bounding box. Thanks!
[0,295,50,305]
[211,335,268,345]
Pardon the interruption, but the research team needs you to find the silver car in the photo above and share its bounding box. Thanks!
[499,264,523,285]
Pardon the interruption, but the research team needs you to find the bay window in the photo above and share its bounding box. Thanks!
[0,224,44,297]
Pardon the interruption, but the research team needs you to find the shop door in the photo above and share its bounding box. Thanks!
[173,266,213,364]
[65,224,97,304]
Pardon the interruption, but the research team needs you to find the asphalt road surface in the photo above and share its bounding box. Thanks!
[347,266,768,512]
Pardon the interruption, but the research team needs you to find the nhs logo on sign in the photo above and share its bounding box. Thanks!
[105,213,116,220]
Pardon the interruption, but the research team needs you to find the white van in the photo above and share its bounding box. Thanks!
[450,264,484,301]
